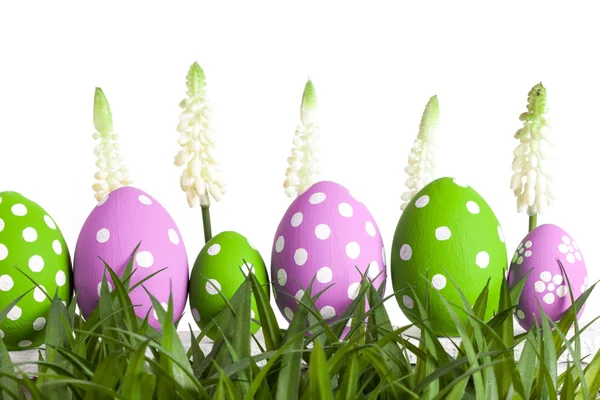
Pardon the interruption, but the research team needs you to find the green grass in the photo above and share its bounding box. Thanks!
[0,251,598,399]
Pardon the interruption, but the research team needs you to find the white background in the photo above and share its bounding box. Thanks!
[1,1,599,330]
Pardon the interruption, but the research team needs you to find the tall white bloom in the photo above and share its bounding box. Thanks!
[92,88,134,202]
[400,95,439,210]
[510,83,555,217]
[175,62,226,208]
[283,80,321,197]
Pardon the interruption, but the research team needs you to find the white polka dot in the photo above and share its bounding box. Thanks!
[556,285,568,297]
[512,252,518,263]
[547,283,555,291]
[97,281,113,297]
[476,251,490,268]
[22,227,37,242]
[0,275,14,291]
[168,229,180,245]
[540,271,552,282]
[525,241,533,248]
[192,308,200,322]
[284,307,294,320]
[432,274,447,290]
[291,212,303,227]
[0,244,7,261]
[295,289,305,301]
[581,284,586,293]
[0,218,4,233]
[453,178,468,187]
[44,215,56,230]
[309,192,326,204]
[98,195,109,206]
[0,330,4,339]
[315,224,331,240]
[435,227,451,241]
[7,306,22,321]
[33,317,46,331]
[18,340,32,348]
[277,269,287,285]
[517,310,525,319]
[241,263,254,276]
[367,261,379,279]
[518,242,524,250]
[498,226,504,243]
[320,305,336,320]
[553,275,563,285]
[573,241,579,250]
[152,302,168,320]
[517,256,524,265]
[206,279,221,295]
[558,244,568,254]
[524,251,532,257]
[294,248,308,266]
[402,295,414,309]
[345,242,360,260]
[61,301,67,307]
[250,310,255,319]
[96,228,110,243]
[52,240,62,255]
[543,293,555,305]
[316,266,332,283]
[136,251,154,268]
[576,252,582,261]
[29,255,44,272]
[138,195,152,205]
[534,281,546,292]
[207,244,221,256]
[562,236,571,245]
[275,236,285,253]
[55,270,66,286]
[338,202,353,217]
[34,285,47,302]
[11,204,27,216]
[519,248,524,255]
[415,195,429,208]
[400,244,412,261]
[566,253,575,264]
[365,221,376,237]
[466,201,480,214]
[348,282,360,300]
[0,197,2,204]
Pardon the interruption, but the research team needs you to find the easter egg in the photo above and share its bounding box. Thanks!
[271,181,386,327]
[189,231,269,339]
[0,192,72,350]
[73,186,188,330]
[508,224,587,330]
[391,177,507,336]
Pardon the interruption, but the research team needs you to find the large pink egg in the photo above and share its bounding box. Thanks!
[73,186,188,329]
[271,181,386,328]
[508,224,587,330]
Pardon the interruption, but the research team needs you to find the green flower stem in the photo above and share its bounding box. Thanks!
[529,214,537,232]
[201,205,212,243]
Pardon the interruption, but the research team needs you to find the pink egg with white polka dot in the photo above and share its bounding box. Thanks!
[508,224,587,331]
[271,181,386,330]
[73,186,188,330]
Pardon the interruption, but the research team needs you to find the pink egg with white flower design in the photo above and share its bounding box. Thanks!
[73,186,188,330]
[271,181,386,329]
[508,224,587,331]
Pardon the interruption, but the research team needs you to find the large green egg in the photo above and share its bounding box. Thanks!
[391,177,507,336]
[189,231,269,339]
[0,192,72,350]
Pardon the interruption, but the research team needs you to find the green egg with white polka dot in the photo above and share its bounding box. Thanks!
[391,177,507,336]
[189,231,269,339]
[0,192,72,350]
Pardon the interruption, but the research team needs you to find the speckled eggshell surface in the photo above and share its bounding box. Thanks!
[271,181,386,326]
[73,186,188,330]
[508,224,587,331]
[0,192,72,350]
[391,177,507,336]
[189,231,269,339]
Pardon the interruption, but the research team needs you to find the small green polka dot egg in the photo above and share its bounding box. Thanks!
[391,177,507,336]
[189,231,269,339]
[0,192,72,350]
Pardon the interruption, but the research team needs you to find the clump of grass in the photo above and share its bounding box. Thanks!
[0,247,597,399]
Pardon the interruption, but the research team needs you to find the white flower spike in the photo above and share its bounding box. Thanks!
[92,88,134,202]
[175,62,226,208]
[283,79,320,198]
[400,95,439,210]
[510,83,555,224]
